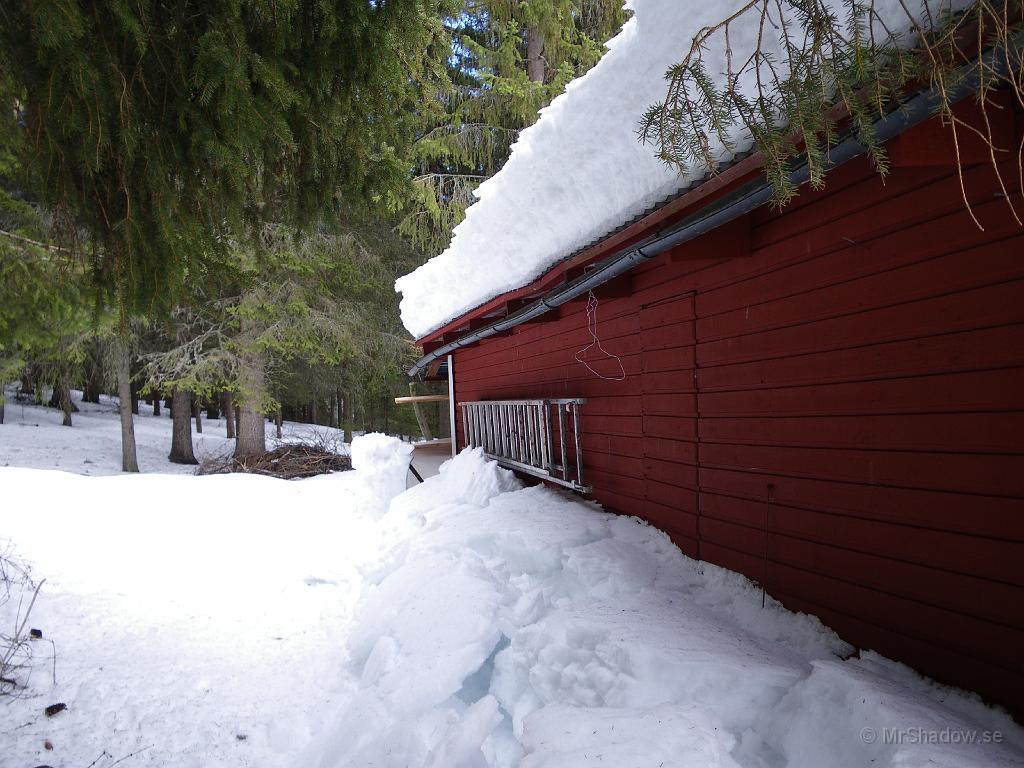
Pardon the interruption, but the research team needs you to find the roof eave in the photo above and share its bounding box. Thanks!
[409,29,1024,377]
[414,150,768,348]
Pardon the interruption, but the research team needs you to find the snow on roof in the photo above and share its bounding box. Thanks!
[396,0,742,339]
[395,0,957,339]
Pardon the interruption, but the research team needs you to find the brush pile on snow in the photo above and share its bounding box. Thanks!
[197,441,351,479]
[1,444,1021,767]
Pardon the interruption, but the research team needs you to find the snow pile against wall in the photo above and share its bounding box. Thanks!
[395,0,968,339]
[390,446,522,517]
[304,449,1024,768]
[2,448,1022,766]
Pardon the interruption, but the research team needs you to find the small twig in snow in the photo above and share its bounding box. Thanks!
[108,745,153,766]
[86,751,113,768]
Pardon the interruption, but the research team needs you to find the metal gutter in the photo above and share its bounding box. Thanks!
[409,37,1022,378]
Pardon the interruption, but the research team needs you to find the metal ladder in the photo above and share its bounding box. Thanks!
[459,398,590,492]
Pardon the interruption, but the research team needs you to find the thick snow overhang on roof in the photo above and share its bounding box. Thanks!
[396,0,756,340]
[404,20,1024,378]
[412,148,766,358]
[397,0,977,347]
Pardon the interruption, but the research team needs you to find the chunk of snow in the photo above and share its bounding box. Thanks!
[385,447,522,532]
[347,549,506,713]
[350,432,415,516]
[424,695,504,768]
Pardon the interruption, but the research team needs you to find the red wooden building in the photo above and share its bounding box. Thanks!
[405,69,1024,716]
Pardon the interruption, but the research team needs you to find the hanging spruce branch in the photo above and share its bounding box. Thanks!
[640,0,1024,222]
[0,0,451,315]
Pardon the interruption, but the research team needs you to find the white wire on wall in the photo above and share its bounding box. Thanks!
[574,291,626,382]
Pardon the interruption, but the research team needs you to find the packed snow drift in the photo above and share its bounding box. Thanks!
[1,427,1021,767]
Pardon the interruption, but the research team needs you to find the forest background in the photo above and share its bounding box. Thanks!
[0,0,628,470]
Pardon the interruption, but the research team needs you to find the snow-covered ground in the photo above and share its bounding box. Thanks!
[1,402,1022,767]
[0,388,348,476]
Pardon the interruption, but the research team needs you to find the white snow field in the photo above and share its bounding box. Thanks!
[0,389,348,476]
[1,412,1022,767]
[395,0,970,339]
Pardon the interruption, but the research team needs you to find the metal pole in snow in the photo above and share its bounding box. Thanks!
[447,354,457,459]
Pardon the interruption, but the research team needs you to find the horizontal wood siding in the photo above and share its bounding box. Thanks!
[451,118,1024,714]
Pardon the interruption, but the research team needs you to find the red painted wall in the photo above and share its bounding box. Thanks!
[449,115,1024,715]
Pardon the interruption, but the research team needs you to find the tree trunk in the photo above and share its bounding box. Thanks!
[48,381,76,424]
[83,344,102,403]
[59,383,72,427]
[130,381,140,415]
[236,404,266,457]
[152,393,161,417]
[311,399,318,425]
[29,370,43,404]
[343,389,354,444]
[1,399,5,425]
[234,348,266,458]
[234,402,241,439]
[168,388,197,465]
[82,358,101,405]
[192,397,203,434]
[526,26,545,83]
[222,393,236,439]
[116,338,139,473]
[275,409,283,440]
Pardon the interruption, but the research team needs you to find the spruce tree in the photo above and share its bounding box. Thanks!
[143,220,420,457]
[0,76,103,428]
[1,0,447,310]
[1,0,450,467]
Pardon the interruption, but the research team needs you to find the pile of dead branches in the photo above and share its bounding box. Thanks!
[198,440,351,480]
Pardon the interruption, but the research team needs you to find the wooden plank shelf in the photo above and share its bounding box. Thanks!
[413,438,453,453]
[394,394,450,404]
